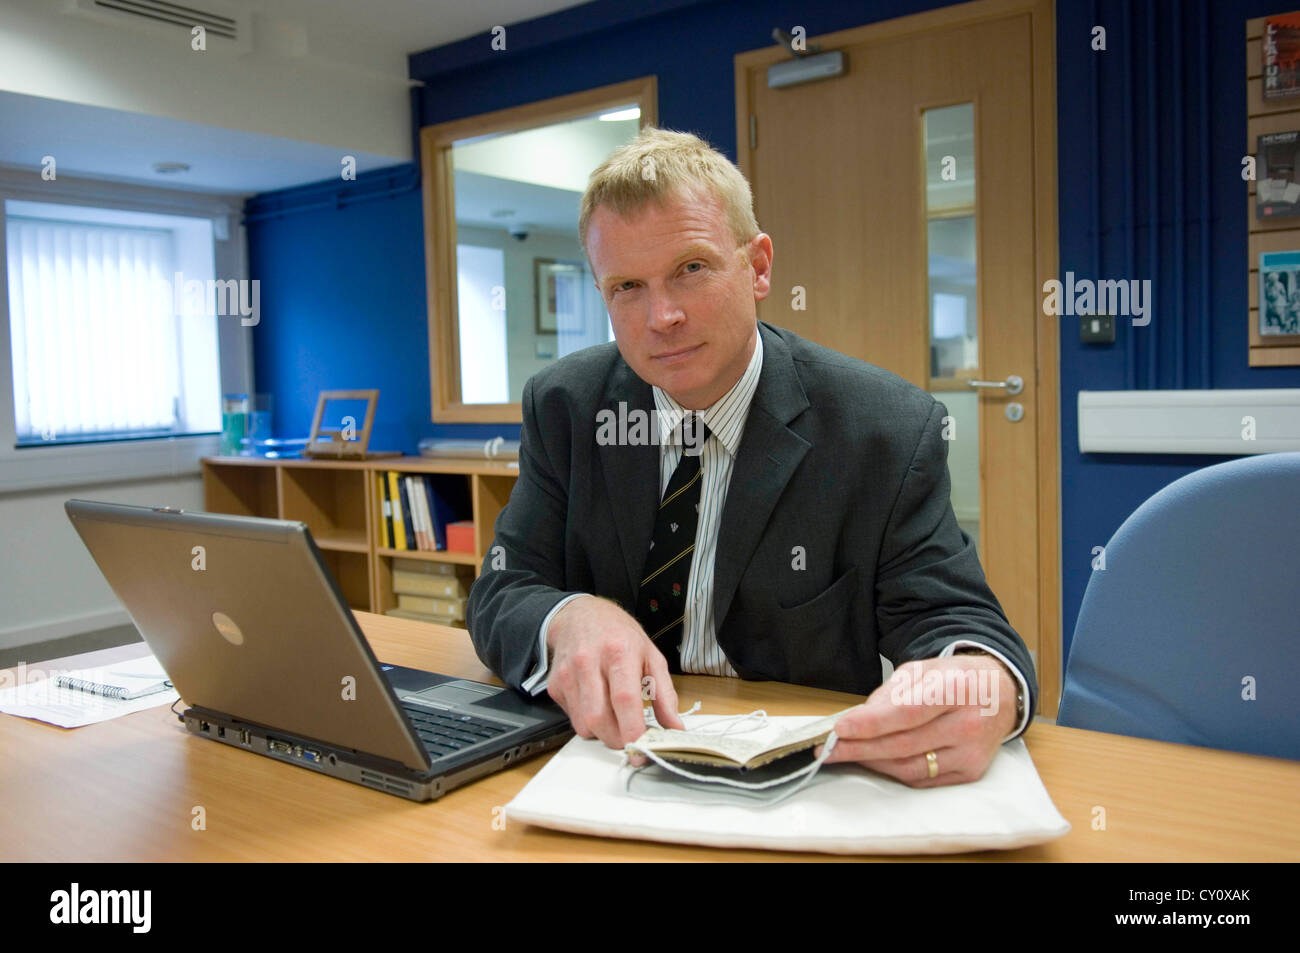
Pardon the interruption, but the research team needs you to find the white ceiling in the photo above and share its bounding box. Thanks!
[0,90,401,196]
[455,114,636,191]
[0,0,598,196]
[453,111,641,237]
[256,0,597,61]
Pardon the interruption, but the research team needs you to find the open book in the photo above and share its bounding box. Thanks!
[628,708,856,770]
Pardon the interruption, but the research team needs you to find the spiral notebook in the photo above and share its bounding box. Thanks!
[55,656,173,701]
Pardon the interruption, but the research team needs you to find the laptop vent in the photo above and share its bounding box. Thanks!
[359,769,414,798]
[70,0,252,52]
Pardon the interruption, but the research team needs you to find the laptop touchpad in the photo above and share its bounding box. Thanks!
[414,681,500,708]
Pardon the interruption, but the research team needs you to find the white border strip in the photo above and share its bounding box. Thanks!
[1079,389,1300,454]
[0,434,217,493]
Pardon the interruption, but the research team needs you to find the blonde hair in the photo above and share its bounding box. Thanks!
[578,127,760,265]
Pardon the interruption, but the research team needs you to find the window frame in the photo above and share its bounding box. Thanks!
[0,165,252,494]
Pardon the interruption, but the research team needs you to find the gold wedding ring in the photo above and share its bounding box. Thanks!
[925,750,939,779]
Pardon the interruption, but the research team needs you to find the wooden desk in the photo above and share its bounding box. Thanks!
[2,612,1297,861]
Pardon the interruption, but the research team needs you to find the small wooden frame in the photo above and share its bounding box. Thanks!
[303,389,399,460]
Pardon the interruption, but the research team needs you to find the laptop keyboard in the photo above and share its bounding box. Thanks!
[401,704,514,759]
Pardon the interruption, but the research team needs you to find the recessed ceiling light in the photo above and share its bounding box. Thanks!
[490,209,516,218]
[152,161,191,175]
[598,107,640,122]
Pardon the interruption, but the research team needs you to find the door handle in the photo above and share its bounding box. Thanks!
[966,374,1023,396]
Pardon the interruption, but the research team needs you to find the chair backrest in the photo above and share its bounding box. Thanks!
[1058,452,1300,761]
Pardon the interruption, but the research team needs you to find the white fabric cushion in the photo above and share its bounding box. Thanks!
[507,713,1071,854]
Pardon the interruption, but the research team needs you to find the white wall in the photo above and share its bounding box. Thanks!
[0,0,412,161]
[0,475,204,652]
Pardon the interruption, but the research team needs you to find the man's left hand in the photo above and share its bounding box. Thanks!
[815,653,1017,787]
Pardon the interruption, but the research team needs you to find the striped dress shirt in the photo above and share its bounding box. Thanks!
[646,327,764,675]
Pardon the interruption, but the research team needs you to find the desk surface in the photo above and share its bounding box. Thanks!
[2,612,1297,861]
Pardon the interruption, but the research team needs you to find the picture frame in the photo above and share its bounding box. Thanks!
[534,258,586,335]
[1256,251,1300,347]
[303,389,399,460]
[1257,130,1300,219]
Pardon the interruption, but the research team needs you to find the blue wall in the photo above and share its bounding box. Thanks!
[246,167,512,450]
[247,0,1299,664]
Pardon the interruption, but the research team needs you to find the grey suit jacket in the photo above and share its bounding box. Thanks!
[467,320,1037,714]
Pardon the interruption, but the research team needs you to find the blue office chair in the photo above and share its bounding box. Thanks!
[1058,451,1300,761]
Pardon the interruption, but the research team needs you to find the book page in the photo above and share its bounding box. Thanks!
[629,708,855,768]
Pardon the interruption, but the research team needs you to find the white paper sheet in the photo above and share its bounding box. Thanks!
[0,654,180,728]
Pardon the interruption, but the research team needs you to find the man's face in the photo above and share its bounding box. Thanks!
[586,186,773,410]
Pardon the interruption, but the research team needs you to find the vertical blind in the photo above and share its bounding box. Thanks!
[6,217,181,441]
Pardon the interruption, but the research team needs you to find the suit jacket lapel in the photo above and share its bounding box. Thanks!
[712,323,811,629]
[597,358,659,603]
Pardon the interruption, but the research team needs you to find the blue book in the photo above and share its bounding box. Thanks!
[421,476,444,550]
[422,474,472,551]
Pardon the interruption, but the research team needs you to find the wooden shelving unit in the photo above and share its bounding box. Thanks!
[200,455,519,618]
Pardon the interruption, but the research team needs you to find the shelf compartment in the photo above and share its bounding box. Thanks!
[318,548,372,613]
[371,470,474,556]
[280,466,369,549]
[472,474,514,560]
[202,460,278,518]
[374,553,474,625]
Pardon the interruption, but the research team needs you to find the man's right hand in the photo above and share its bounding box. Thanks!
[545,595,684,748]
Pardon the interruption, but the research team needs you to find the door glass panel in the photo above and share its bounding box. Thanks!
[923,103,980,550]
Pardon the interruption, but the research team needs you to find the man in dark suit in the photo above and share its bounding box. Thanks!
[468,128,1036,787]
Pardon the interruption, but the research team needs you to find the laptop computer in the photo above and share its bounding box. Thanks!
[65,499,572,802]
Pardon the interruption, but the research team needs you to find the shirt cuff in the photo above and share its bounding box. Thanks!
[937,639,1032,743]
[521,593,592,696]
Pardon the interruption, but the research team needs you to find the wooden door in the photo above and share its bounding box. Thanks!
[735,0,1061,712]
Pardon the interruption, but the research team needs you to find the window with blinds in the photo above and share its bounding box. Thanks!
[5,210,218,446]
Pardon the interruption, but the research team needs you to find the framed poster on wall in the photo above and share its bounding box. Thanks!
[534,258,585,335]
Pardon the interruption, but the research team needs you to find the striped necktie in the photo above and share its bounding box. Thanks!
[635,414,709,674]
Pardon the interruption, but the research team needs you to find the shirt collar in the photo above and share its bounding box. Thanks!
[651,326,764,458]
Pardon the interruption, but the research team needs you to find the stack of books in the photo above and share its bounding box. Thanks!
[383,558,469,628]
